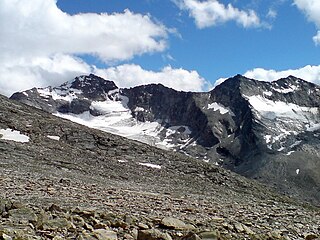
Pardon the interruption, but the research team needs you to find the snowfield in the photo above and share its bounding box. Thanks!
[0,128,29,143]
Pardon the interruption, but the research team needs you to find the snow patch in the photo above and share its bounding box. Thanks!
[286,151,295,156]
[134,107,146,112]
[272,85,299,94]
[118,160,128,163]
[37,87,83,102]
[263,91,273,96]
[244,95,319,122]
[290,141,302,148]
[47,135,60,141]
[0,128,29,143]
[264,135,272,144]
[138,162,161,169]
[307,123,320,132]
[208,102,233,115]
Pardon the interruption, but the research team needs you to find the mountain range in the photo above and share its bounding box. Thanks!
[11,74,320,205]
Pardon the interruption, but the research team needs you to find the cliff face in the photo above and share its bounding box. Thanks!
[11,74,320,204]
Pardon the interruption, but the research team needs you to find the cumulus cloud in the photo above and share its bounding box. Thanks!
[0,0,171,96]
[244,65,320,84]
[94,64,209,92]
[293,0,320,44]
[175,0,261,28]
[0,54,91,96]
[0,0,168,62]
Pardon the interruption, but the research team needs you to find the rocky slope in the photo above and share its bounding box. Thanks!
[1,92,319,239]
[11,74,320,205]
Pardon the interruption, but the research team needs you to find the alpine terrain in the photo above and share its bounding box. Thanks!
[0,81,319,239]
[11,74,320,206]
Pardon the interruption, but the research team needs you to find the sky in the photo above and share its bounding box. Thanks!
[1,0,320,96]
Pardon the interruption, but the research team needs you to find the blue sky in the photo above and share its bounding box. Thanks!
[56,0,320,80]
[1,0,320,95]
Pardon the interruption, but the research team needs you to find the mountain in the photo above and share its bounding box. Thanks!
[11,74,320,204]
[2,87,320,239]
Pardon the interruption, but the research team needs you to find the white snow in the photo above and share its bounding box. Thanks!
[138,162,162,169]
[22,92,29,97]
[134,107,145,112]
[290,140,302,148]
[47,135,60,141]
[0,128,29,143]
[118,160,128,163]
[208,102,233,115]
[272,85,299,94]
[264,135,272,144]
[307,123,320,132]
[286,151,295,156]
[54,94,167,148]
[296,169,300,175]
[263,91,273,96]
[37,87,82,102]
[244,95,318,121]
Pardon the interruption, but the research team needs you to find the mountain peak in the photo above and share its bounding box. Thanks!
[68,74,118,99]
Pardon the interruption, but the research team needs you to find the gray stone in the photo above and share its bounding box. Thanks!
[198,231,220,240]
[181,232,201,240]
[92,229,118,240]
[138,229,172,240]
[41,218,73,231]
[8,208,37,223]
[160,217,188,230]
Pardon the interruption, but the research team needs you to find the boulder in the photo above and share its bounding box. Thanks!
[138,229,172,240]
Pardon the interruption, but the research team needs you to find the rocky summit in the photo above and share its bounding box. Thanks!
[0,87,319,239]
[11,74,320,205]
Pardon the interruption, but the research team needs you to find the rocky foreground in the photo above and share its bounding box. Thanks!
[0,95,319,239]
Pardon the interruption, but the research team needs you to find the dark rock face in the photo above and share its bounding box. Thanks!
[70,74,118,101]
[10,74,118,115]
[122,85,219,148]
[10,74,320,205]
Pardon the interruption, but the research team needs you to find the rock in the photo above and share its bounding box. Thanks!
[53,236,64,240]
[124,215,135,225]
[198,231,220,240]
[71,215,85,227]
[160,217,189,230]
[41,218,73,231]
[268,231,282,239]
[92,229,118,240]
[8,208,37,223]
[181,232,201,240]
[242,225,254,235]
[304,233,318,240]
[123,233,134,240]
[0,233,12,240]
[11,201,24,209]
[48,204,62,212]
[138,223,149,230]
[234,222,244,233]
[138,229,172,240]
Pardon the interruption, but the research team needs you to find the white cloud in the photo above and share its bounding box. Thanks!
[0,0,168,62]
[244,65,320,84]
[0,54,91,96]
[293,0,320,44]
[0,0,170,96]
[94,64,209,92]
[175,0,261,28]
[313,31,320,45]
[267,8,277,19]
